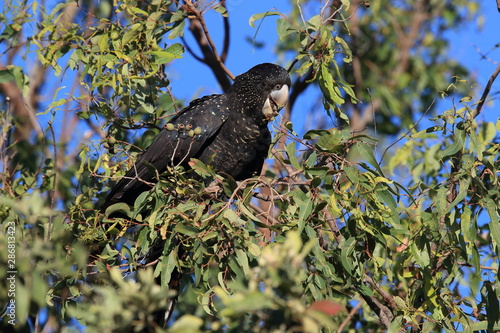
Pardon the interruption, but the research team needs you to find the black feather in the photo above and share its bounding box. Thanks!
[101,63,291,212]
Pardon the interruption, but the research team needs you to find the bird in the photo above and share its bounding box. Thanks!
[101,63,291,214]
[98,63,290,328]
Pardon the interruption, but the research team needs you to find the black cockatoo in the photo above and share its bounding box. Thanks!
[102,63,291,213]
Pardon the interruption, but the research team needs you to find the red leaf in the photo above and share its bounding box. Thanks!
[307,300,343,316]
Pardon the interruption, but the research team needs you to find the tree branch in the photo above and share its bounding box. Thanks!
[184,0,234,91]
[473,63,500,118]
[220,1,230,63]
[338,299,364,332]
[360,274,395,329]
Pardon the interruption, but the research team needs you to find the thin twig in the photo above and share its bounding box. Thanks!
[379,96,436,164]
[184,0,234,81]
[363,274,396,309]
[252,191,287,201]
[360,274,395,329]
[338,299,364,332]
[180,35,205,62]
[473,63,500,119]
[48,121,58,213]
[220,1,230,63]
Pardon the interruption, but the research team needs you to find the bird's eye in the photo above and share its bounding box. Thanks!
[275,84,282,90]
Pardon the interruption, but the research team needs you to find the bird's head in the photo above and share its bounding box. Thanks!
[231,63,291,121]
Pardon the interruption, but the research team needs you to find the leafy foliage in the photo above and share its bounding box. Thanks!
[1,0,499,332]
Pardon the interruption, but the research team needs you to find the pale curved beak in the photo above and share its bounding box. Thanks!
[262,84,289,119]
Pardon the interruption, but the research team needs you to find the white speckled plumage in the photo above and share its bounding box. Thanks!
[102,63,291,210]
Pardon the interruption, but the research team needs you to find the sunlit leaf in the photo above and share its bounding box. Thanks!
[249,11,280,28]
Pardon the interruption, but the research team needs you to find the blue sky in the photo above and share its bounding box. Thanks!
[2,1,499,330]
[2,1,498,212]
[3,0,498,225]
[169,0,499,128]
[6,0,498,144]
[166,1,293,98]
[446,1,499,125]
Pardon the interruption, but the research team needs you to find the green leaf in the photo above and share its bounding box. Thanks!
[223,209,239,222]
[168,20,186,40]
[16,284,30,325]
[37,86,68,115]
[128,6,148,16]
[303,129,330,140]
[387,316,405,333]
[484,281,500,328]
[340,80,357,102]
[318,63,344,106]
[335,36,353,63]
[169,315,203,332]
[297,196,313,233]
[304,166,329,178]
[217,271,230,294]
[165,43,185,58]
[410,242,430,268]
[340,237,357,276]
[375,186,400,225]
[160,250,177,286]
[235,249,250,277]
[122,23,141,45]
[188,158,215,178]
[228,255,245,278]
[146,11,162,30]
[460,206,474,243]
[469,129,483,160]
[444,177,470,214]
[470,320,500,331]
[104,202,132,217]
[213,4,228,17]
[411,125,443,138]
[249,11,280,28]
[0,65,26,93]
[306,14,322,31]
[175,223,199,236]
[437,122,466,159]
[285,141,301,169]
[0,67,17,83]
[485,198,500,251]
[435,186,448,216]
[98,32,109,53]
[238,201,262,223]
[316,128,343,152]
[344,165,360,186]
[151,50,178,64]
[351,141,384,176]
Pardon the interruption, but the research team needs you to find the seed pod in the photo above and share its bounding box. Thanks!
[193,127,202,135]
[166,123,175,131]
[186,124,193,130]
[188,130,195,137]
[107,136,117,145]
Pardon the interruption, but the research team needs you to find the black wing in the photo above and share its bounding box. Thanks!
[101,94,230,212]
